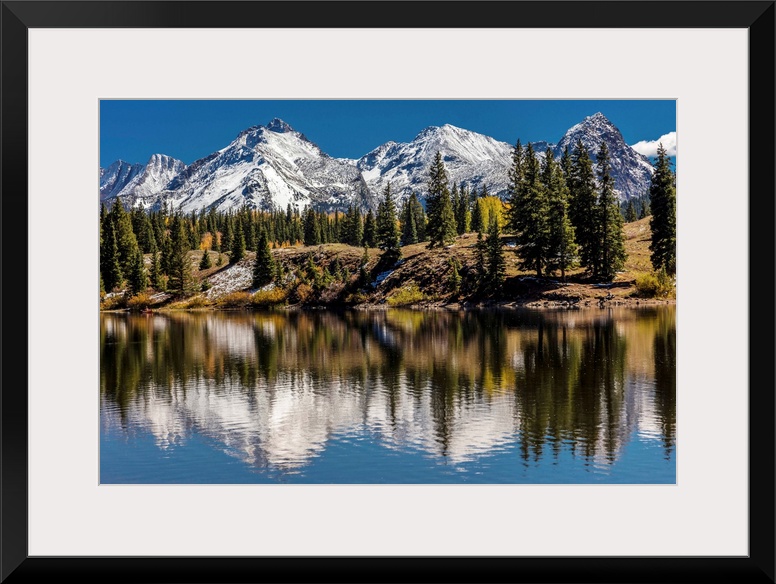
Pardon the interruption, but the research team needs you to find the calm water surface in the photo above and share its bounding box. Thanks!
[100,307,676,483]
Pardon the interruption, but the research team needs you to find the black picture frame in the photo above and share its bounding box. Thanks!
[2,1,773,582]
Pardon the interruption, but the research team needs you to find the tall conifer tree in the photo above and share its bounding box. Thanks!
[127,247,148,295]
[454,182,471,235]
[167,214,194,296]
[625,199,638,222]
[506,139,525,235]
[400,198,419,246]
[485,216,506,292]
[542,148,577,281]
[253,230,276,288]
[303,208,320,246]
[149,239,163,290]
[512,144,550,276]
[199,248,212,270]
[595,142,627,281]
[230,219,246,263]
[110,199,140,276]
[376,183,401,261]
[362,209,377,248]
[649,143,677,275]
[569,139,599,275]
[425,151,457,247]
[100,220,123,292]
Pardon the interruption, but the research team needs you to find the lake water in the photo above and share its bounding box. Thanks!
[100,307,676,484]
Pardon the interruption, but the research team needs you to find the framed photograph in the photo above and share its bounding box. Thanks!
[3,1,773,582]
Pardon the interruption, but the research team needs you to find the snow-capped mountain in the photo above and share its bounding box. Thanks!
[166,118,374,213]
[105,154,187,209]
[100,113,656,214]
[99,160,144,201]
[356,124,515,200]
[554,112,654,200]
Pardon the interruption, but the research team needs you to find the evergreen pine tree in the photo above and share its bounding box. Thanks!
[230,219,246,264]
[199,249,212,270]
[110,199,140,276]
[362,209,377,248]
[127,247,148,295]
[221,218,234,254]
[344,204,363,247]
[274,260,284,287]
[359,246,371,286]
[505,139,525,235]
[167,214,194,296]
[190,217,201,251]
[400,198,418,246]
[559,145,573,183]
[149,239,163,290]
[376,183,402,261]
[303,208,320,246]
[212,225,222,252]
[471,197,483,234]
[595,142,627,281]
[447,257,462,295]
[625,199,638,222]
[649,143,677,275]
[409,192,427,241]
[569,139,600,275]
[474,230,487,291]
[454,182,471,235]
[160,232,172,276]
[133,210,156,253]
[450,183,462,235]
[317,211,329,244]
[253,230,276,288]
[542,148,578,281]
[639,193,651,219]
[485,216,506,292]
[100,220,123,292]
[513,144,550,276]
[425,151,457,247]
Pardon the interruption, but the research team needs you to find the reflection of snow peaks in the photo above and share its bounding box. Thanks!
[101,311,675,473]
[107,371,529,471]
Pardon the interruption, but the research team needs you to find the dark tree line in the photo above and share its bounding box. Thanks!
[505,139,626,281]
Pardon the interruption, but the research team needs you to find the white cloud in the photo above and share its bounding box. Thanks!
[630,132,677,158]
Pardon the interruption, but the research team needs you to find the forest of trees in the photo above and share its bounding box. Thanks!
[100,139,676,300]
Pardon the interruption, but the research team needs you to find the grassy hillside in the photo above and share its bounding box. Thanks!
[101,217,675,311]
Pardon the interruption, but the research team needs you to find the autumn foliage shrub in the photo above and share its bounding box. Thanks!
[127,292,154,310]
[184,295,210,309]
[635,268,675,298]
[250,288,288,307]
[216,291,251,308]
[101,293,128,311]
[293,283,314,304]
[387,285,428,306]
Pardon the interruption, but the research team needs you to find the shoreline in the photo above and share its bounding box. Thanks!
[102,295,675,314]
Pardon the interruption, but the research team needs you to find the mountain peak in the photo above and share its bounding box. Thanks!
[266,118,293,133]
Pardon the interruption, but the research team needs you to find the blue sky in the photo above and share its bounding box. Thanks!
[100,100,676,168]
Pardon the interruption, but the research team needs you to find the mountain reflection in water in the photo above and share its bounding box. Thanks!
[100,308,675,483]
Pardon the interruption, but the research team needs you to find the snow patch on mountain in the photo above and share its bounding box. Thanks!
[100,113,660,213]
[99,160,144,201]
[554,112,653,200]
[357,124,514,203]
[156,120,368,214]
